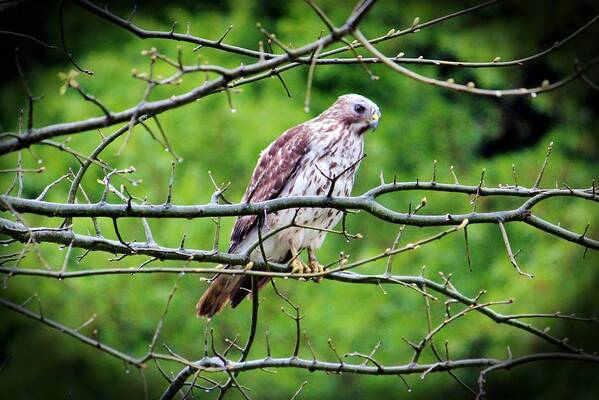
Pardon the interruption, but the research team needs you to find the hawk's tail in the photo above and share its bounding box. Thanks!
[196,267,271,318]
[196,269,241,318]
[197,250,292,317]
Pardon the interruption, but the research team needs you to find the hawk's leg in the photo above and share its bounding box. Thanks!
[308,248,324,283]
[289,245,309,276]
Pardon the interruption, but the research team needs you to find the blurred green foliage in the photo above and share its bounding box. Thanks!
[0,1,598,399]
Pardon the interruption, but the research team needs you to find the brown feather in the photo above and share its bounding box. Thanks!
[229,250,292,308]
[196,272,242,318]
[230,276,270,308]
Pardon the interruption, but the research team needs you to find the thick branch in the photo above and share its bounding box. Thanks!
[4,183,595,219]
[0,1,375,155]
[2,184,596,249]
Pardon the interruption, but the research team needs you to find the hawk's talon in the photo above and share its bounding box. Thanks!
[290,257,309,275]
[307,247,324,283]
[308,260,324,283]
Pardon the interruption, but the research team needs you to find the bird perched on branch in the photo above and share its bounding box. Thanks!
[197,94,381,317]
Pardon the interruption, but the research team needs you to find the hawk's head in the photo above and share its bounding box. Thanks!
[322,94,381,134]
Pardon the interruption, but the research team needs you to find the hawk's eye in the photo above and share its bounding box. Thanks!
[354,104,366,114]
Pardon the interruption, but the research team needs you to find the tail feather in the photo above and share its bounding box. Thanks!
[228,250,291,309]
[196,270,241,318]
[230,276,270,308]
[197,250,292,317]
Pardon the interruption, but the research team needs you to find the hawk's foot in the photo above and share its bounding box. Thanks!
[307,247,323,283]
[290,257,309,276]
[308,259,324,283]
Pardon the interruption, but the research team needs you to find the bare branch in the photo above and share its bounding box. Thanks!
[59,0,94,75]
[498,221,533,278]
[353,29,599,97]
[3,182,597,249]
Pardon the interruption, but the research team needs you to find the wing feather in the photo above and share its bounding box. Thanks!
[229,124,311,251]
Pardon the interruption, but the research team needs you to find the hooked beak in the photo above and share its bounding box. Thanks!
[369,112,380,130]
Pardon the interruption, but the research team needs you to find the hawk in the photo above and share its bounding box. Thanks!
[197,94,381,317]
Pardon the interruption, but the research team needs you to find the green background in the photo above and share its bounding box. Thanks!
[0,1,598,399]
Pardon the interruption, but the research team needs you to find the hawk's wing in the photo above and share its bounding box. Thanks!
[229,124,311,251]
